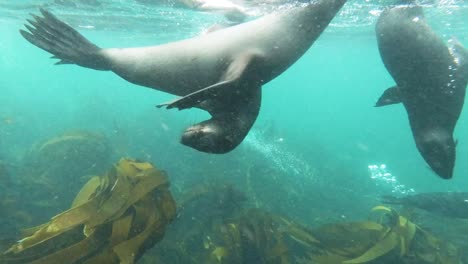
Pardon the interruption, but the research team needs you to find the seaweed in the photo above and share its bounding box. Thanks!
[292,206,460,264]
[15,130,114,222]
[0,158,176,264]
[143,204,461,264]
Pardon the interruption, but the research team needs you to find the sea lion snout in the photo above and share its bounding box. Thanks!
[181,88,261,154]
[181,119,237,154]
[416,130,456,179]
[422,143,455,179]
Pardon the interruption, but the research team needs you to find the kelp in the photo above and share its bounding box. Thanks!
[194,209,290,264]
[145,205,460,264]
[149,208,290,264]
[177,182,247,221]
[0,158,176,264]
[23,131,112,179]
[138,182,248,263]
[293,206,460,264]
[18,131,114,214]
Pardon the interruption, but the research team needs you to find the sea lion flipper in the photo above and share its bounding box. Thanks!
[20,9,109,71]
[158,52,261,110]
[180,86,262,154]
[449,37,468,74]
[157,80,237,110]
[375,86,402,107]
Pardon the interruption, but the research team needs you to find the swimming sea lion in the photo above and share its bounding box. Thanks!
[20,0,347,154]
[375,5,468,179]
[382,192,468,219]
[180,0,249,23]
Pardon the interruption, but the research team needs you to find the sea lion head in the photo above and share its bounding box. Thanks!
[416,129,456,179]
[181,116,244,154]
[181,88,261,154]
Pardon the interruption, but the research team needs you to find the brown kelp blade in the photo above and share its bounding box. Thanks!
[1,159,176,264]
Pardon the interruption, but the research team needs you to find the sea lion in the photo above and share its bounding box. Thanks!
[20,0,347,154]
[375,5,468,179]
[180,0,249,23]
[382,192,468,219]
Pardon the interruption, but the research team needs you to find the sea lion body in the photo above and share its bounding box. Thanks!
[375,5,468,179]
[382,192,468,219]
[20,0,347,153]
[102,3,339,96]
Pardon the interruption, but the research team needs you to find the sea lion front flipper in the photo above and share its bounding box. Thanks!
[157,80,237,110]
[157,52,262,110]
[375,86,402,107]
[449,37,468,75]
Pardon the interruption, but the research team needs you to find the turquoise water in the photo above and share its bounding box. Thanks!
[1,0,468,260]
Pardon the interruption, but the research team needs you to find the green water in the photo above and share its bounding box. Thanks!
[0,0,468,248]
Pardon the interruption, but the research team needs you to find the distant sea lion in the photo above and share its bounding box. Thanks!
[20,0,346,154]
[375,5,468,179]
[180,0,249,22]
[382,192,468,219]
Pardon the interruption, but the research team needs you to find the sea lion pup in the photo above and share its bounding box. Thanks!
[20,0,347,153]
[375,4,468,178]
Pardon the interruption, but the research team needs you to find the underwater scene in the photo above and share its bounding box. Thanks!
[1,0,468,263]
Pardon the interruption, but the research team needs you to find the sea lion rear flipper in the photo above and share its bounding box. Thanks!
[157,52,262,110]
[375,86,402,107]
[20,9,110,71]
